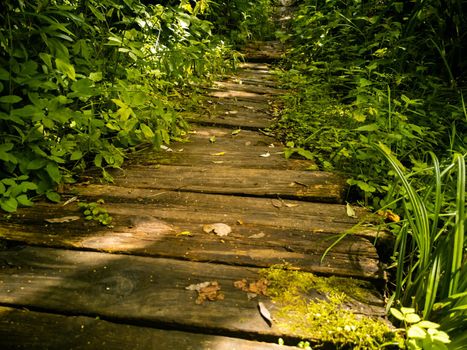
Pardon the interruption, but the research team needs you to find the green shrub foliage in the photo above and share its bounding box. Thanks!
[0,0,248,212]
[275,0,466,204]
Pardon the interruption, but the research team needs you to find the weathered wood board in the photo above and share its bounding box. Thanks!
[0,188,384,279]
[107,165,346,203]
[207,90,273,103]
[0,247,386,342]
[221,76,279,88]
[212,81,283,95]
[0,306,295,350]
[130,126,311,170]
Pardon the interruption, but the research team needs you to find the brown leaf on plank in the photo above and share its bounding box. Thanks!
[186,281,224,305]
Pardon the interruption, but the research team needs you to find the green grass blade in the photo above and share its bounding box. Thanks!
[449,153,465,296]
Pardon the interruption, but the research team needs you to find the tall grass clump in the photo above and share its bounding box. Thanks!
[378,144,466,347]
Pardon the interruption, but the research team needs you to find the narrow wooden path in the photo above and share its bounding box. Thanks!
[0,14,388,350]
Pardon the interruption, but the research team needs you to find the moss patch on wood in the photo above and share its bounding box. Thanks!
[260,265,401,349]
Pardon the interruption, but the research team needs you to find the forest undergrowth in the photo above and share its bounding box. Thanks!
[273,0,466,348]
[0,0,274,212]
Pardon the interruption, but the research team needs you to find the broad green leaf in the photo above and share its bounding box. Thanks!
[46,163,62,183]
[407,325,426,339]
[140,124,155,139]
[401,307,416,314]
[0,182,5,194]
[94,154,103,168]
[0,95,22,104]
[111,99,128,109]
[71,78,94,96]
[70,151,83,161]
[0,68,9,80]
[89,71,103,82]
[0,143,18,164]
[1,178,16,186]
[0,143,14,152]
[405,313,422,323]
[297,148,315,160]
[355,123,378,132]
[39,53,53,68]
[46,191,61,203]
[0,197,18,213]
[55,58,76,80]
[16,194,33,206]
[417,321,440,329]
[390,308,405,321]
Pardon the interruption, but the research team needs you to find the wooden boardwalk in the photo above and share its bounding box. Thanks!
[0,40,388,349]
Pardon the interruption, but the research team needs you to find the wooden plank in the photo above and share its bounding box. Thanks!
[0,306,294,350]
[107,165,346,203]
[222,76,279,88]
[130,126,311,170]
[237,63,272,70]
[0,189,383,279]
[184,110,272,129]
[207,90,273,103]
[212,81,283,95]
[0,247,386,342]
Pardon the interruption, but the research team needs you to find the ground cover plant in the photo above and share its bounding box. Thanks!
[274,0,466,347]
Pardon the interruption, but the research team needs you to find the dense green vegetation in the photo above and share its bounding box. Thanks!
[274,0,466,347]
[0,0,276,212]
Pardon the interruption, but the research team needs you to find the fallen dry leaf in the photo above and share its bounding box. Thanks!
[346,203,357,218]
[233,278,268,296]
[186,282,211,292]
[62,196,78,207]
[258,302,273,327]
[234,279,248,290]
[176,231,193,237]
[231,129,242,136]
[271,199,282,208]
[203,223,232,237]
[160,145,173,152]
[260,152,270,158]
[249,278,268,295]
[186,281,224,305]
[45,216,80,224]
[377,209,400,223]
[284,203,299,208]
[209,136,216,143]
[248,232,266,239]
[212,160,224,164]
[211,151,225,156]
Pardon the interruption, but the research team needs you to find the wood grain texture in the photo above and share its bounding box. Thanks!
[107,165,346,203]
[0,247,386,341]
[212,81,283,95]
[0,189,384,279]
[130,125,311,170]
[0,307,295,350]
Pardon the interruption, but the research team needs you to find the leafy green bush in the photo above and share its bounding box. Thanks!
[275,0,466,204]
[0,0,233,212]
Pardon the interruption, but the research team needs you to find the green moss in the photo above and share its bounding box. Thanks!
[261,265,401,349]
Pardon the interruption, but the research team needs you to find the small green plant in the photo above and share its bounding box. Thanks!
[78,199,112,226]
[390,307,451,350]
